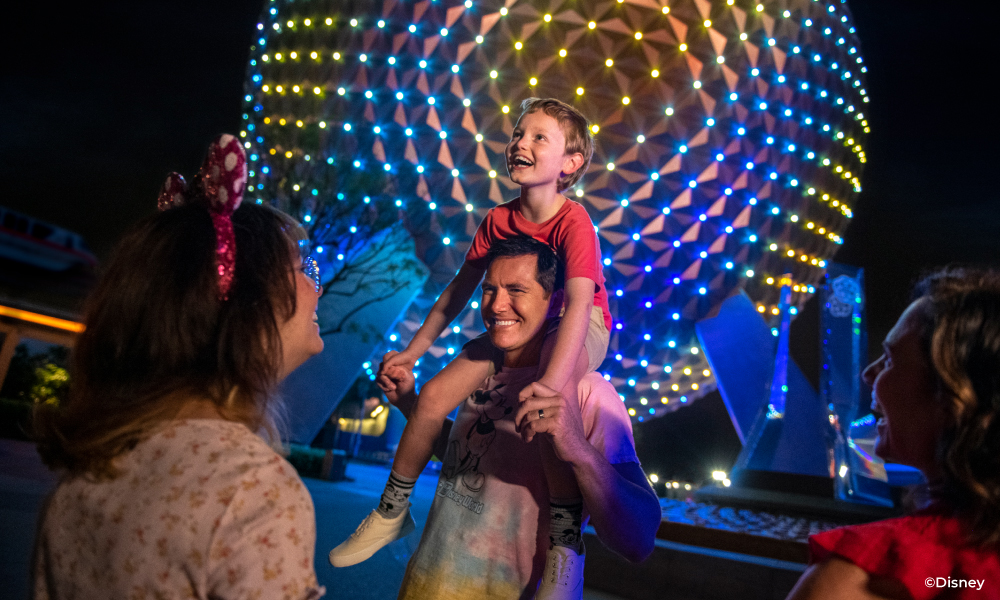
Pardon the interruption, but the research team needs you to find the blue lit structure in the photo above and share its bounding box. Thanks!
[241,0,868,422]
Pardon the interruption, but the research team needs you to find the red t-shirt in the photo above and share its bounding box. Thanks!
[465,198,612,330]
[809,510,1000,600]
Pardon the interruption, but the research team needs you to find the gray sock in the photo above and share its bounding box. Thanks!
[548,497,584,553]
[377,470,417,518]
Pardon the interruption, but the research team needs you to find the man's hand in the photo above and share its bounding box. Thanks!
[376,350,418,392]
[513,382,590,462]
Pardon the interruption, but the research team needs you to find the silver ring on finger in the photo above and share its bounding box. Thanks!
[538,409,545,419]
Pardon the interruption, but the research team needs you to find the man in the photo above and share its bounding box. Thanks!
[378,236,661,600]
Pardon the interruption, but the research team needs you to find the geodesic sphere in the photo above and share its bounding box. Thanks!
[243,0,868,421]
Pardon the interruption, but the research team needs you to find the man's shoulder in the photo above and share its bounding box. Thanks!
[579,372,624,409]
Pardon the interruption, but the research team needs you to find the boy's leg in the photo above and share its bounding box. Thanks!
[389,348,493,480]
[330,347,492,567]
[535,341,589,599]
[537,340,589,545]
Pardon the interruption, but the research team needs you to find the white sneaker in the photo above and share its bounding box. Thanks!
[328,508,416,567]
[535,544,585,600]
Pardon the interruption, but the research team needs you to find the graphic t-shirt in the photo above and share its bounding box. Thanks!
[465,198,612,331]
[397,368,639,600]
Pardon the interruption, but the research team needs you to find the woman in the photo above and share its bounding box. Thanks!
[32,136,326,599]
[787,267,1000,599]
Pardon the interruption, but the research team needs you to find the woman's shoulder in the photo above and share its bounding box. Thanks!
[66,418,294,496]
[809,511,1000,597]
[811,511,970,555]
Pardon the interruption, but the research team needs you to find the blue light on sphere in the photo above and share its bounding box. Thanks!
[243,0,868,420]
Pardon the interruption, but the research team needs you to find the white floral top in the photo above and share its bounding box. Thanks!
[33,419,324,600]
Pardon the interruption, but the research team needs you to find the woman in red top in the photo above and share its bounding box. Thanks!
[787,267,1000,600]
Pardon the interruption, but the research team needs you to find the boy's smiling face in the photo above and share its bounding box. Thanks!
[506,110,583,192]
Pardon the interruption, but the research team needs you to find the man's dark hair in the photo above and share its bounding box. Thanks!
[484,236,564,295]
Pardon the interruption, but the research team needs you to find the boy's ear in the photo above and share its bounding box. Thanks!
[561,152,585,176]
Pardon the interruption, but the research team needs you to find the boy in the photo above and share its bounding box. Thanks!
[329,98,612,598]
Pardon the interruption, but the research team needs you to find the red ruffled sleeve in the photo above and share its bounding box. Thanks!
[809,512,1000,600]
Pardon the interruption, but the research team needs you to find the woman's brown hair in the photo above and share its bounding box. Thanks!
[34,201,305,478]
[912,266,1000,546]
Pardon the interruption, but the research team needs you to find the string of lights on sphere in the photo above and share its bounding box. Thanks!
[242,0,868,422]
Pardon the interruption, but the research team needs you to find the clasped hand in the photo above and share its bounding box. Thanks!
[514,382,588,462]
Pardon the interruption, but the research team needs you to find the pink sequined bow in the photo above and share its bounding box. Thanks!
[157,135,247,301]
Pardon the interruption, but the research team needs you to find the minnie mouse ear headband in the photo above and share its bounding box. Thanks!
[157,134,247,301]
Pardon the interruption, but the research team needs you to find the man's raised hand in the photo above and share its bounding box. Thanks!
[514,381,589,462]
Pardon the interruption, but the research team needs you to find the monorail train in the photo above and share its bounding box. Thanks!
[0,206,97,272]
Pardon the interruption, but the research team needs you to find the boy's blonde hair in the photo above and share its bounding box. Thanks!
[518,98,594,192]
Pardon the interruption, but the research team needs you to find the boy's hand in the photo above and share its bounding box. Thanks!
[514,382,588,462]
[377,350,418,392]
[378,365,416,415]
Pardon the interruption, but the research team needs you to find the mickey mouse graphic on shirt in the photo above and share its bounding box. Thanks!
[442,384,511,493]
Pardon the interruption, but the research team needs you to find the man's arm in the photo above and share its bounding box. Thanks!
[515,382,661,562]
[565,440,660,562]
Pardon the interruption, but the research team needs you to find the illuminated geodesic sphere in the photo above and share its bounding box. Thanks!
[242,0,868,422]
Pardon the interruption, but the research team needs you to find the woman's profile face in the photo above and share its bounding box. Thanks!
[862,299,945,476]
[277,250,324,379]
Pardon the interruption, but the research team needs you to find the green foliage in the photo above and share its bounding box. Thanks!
[0,344,70,407]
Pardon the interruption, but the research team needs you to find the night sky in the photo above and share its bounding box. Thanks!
[3,0,997,478]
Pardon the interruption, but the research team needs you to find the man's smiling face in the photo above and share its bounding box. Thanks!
[480,254,553,368]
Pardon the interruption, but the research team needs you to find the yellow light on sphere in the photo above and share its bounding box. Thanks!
[244,0,868,420]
